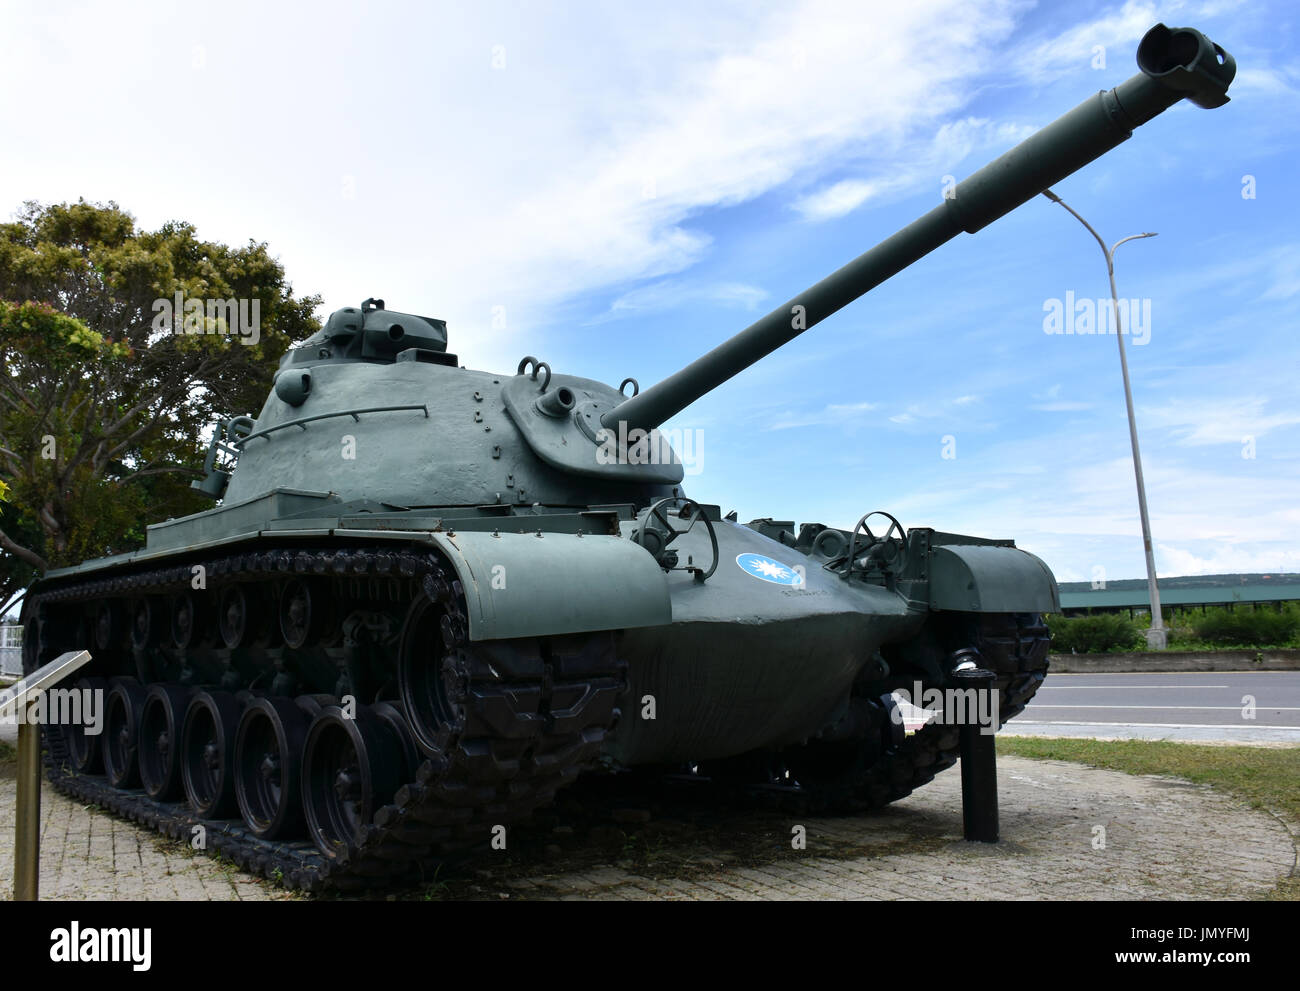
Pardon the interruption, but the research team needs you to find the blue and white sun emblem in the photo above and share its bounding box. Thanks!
[736,553,804,586]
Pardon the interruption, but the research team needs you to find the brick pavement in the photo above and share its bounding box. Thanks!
[0,756,1293,900]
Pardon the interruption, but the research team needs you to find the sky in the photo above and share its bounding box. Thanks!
[1,0,1296,584]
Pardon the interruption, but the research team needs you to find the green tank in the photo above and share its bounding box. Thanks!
[22,23,1235,890]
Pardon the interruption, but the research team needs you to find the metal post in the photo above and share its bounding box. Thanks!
[14,716,40,900]
[1043,191,1167,648]
[954,665,998,842]
[1,649,94,901]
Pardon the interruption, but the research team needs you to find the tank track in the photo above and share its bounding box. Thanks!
[739,612,1051,813]
[25,544,626,892]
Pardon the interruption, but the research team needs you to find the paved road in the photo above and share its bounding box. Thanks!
[1007,671,1300,744]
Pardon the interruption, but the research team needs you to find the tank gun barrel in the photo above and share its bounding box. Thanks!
[604,23,1235,434]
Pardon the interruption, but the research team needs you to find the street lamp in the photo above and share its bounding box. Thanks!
[1043,188,1166,649]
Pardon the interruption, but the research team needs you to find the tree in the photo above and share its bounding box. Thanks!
[0,200,320,615]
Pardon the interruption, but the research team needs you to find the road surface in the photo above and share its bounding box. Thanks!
[1007,671,1300,744]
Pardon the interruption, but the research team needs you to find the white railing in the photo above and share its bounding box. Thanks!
[0,625,21,677]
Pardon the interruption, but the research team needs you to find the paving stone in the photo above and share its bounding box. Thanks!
[0,756,1292,901]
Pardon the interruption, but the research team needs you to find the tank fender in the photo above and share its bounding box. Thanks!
[928,544,1060,614]
[428,530,671,640]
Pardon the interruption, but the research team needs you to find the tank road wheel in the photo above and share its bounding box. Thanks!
[218,584,254,649]
[371,701,420,781]
[396,595,465,755]
[235,697,311,839]
[279,579,321,649]
[302,706,405,858]
[138,684,193,800]
[171,592,211,650]
[129,597,167,650]
[65,676,109,774]
[103,678,148,789]
[181,690,242,818]
[91,601,124,654]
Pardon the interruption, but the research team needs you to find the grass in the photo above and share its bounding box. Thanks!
[0,741,14,767]
[998,737,1300,900]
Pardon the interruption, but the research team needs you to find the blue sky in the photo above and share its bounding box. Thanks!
[2,0,1296,583]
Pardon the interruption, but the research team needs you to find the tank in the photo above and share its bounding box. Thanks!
[22,23,1236,891]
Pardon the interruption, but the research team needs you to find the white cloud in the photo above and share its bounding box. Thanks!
[792,116,1037,221]
[1140,397,1300,446]
[1032,401,1094,412]
[1011,0,1162,85]
[768,401,878,430]
[795,179,891,221]
[0,0,1028,372]
[1231,67,1300,97]
[1156,543,1300,575]
[588,280,768,323]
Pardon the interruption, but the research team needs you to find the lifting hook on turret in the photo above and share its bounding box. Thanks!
[516,355,552,391]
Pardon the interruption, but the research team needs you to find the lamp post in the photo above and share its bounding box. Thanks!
[1043,189,1166,649]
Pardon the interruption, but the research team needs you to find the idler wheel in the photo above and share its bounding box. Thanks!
[66,676,109,774]
[302,705,404,857]
[181,690,242,818]
[397,596,463,755]
[235,696,311,839]
[138,683,193,800]
[103,678,148,789]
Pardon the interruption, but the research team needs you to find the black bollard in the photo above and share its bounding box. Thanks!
[953,665,999,843]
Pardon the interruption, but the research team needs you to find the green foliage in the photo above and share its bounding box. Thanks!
[1186,603,1300,647]
[1045,612,1144,653]
[0,199,321,611]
